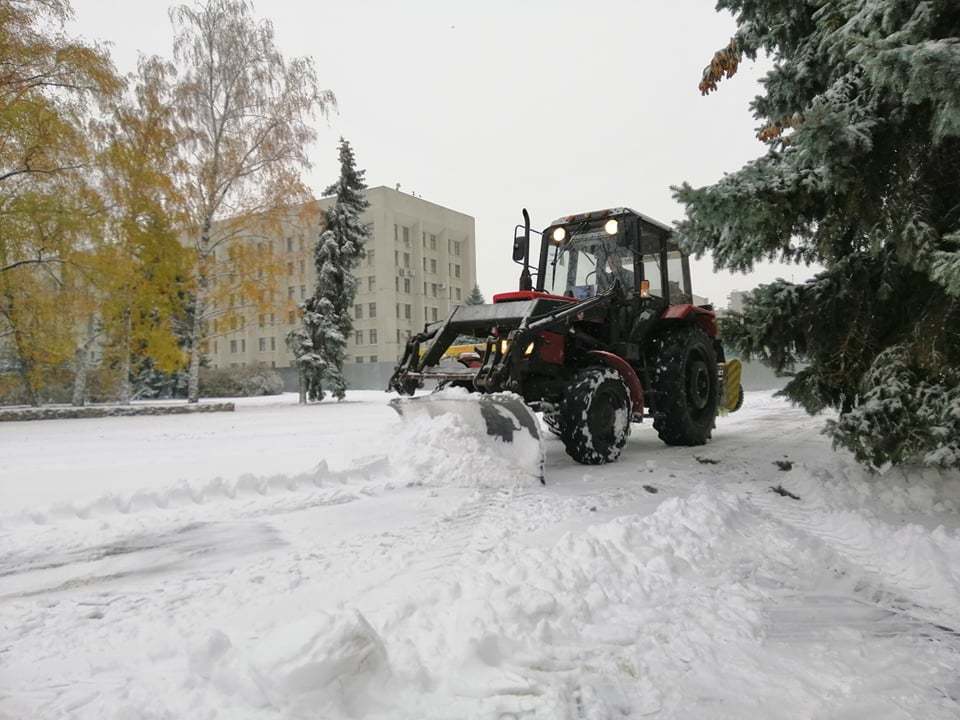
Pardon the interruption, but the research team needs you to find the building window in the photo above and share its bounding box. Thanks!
[397,328,402,343]
[368,249,375,266]
[393,224,398,242]
[355,304,363,319]
[431,307,438,322]
[368,276,375,291]
[404,278,411,293]
[396,303,400,318]
[287,237,293,252]
[404,303,411,319]
[430,234,437,250]
[270,337,276,351]
[424,306,428,321]
[422,231,426,247]
[356,356,363,363]
[288,286,295,299]
[240,339,246,352]
[370,355,378,363]
[430,258,437,273]
[369,302,376,318]
[455,287,462,300]
[299,238,305,252]
[394,250,399,265]
[213,340,218,354]
[454,264,461,278]
[403,252,410,268]
[287,261,294,276]
[269,313,275,325]
[402,226,410,245]
[369,329,378,344]
[259,338,266,351]
[230,316,238,331]
[395,276,399,291]
[300,285,306,299]
[423,282,427,295]
[258,314,265,328]
[299,260,305,274]
[431,283,437,297]
[288,310,295,324]
[355,331,363,345]
[454,241,461,256]
[423,257,428,271]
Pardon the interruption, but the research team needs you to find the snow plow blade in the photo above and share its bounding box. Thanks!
[389,393,545,484]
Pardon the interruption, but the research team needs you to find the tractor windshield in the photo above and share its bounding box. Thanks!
[546,239,635,298]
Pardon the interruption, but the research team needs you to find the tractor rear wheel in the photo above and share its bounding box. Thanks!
[652,325,718,446]
[559,367,631,465]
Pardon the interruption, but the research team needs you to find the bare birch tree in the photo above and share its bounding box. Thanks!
[169,0,334,402]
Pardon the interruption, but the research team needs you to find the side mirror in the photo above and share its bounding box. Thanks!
[512,228,528,263]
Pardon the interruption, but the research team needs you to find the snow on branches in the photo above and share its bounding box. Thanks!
[288,138,369,402]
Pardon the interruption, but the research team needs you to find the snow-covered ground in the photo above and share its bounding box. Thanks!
[2,391,959,719]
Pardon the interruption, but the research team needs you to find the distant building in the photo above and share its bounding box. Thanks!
[727,290,748,313]
[205,186,477,377]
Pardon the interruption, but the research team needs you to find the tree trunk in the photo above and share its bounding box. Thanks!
[187,219,211,404]
[72,315,100,407]
[18,364,39,407]
[118,308,132,405]
[72,345,89,406]
[298,364,306,404]
[187,303,203,403]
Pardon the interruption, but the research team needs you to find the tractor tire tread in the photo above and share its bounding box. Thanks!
[559,366,631,465]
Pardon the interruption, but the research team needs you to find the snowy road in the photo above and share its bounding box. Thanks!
[2,392,959,718]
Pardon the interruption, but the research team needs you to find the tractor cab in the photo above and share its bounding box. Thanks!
[528,208,695,305]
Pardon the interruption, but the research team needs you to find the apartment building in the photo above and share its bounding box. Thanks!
[206,186,477,377]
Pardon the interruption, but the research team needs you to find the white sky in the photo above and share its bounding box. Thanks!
[69,0,819,308]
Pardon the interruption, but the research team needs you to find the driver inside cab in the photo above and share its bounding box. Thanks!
[597,251,634,293]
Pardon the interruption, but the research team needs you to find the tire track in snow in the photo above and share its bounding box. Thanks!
[749,483,960,632]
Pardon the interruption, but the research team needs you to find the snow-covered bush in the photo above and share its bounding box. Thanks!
[199,365,283,398]
[827,347,960,471]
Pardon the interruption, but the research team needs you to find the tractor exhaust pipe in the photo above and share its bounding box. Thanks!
[518,208,532,291]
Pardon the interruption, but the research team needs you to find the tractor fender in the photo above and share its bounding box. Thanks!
[586,350,644,418]
[661,304,718,338]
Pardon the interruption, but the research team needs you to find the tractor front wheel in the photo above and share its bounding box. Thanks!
[559,367,631,465]
[652,325,718,446]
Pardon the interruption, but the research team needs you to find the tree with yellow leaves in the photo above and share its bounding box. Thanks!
[90,56,189,405]
[0,0,119,404]
[167,0,336,403]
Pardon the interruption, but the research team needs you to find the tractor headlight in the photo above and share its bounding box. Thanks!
[551,227,567,243]
[604,219,619,235]
[523,341,535,356]
[500,339,509,355]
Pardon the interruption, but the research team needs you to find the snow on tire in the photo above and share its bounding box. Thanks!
[559,366,631,465]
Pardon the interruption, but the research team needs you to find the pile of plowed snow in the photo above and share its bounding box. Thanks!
[386,391,543,488]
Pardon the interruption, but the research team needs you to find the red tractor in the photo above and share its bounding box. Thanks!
[389,207,743,480]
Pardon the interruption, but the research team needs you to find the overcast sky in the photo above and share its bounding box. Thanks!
[70,0,819,307]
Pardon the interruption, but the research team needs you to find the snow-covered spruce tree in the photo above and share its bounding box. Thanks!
[288,138,369,402]
[465,283,485,305]
[675,1,960,471]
